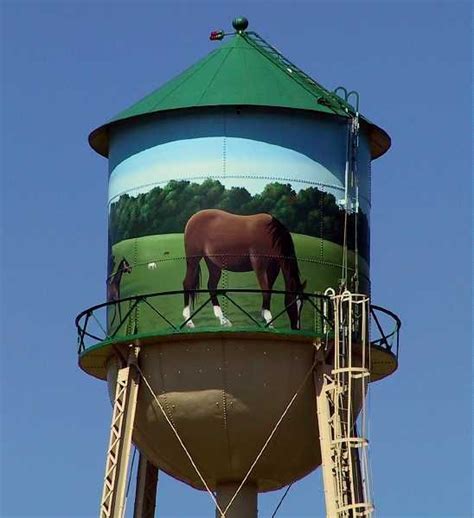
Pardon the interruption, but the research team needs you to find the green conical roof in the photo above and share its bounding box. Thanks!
[89,30,390,159]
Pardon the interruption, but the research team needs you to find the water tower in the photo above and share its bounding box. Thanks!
[77,17,401,518]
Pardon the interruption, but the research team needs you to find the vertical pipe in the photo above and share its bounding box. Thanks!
[133,453,159,518]
[215,482,258,518]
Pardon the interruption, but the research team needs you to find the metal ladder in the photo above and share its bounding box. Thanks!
[244,31,353,114]
[316,290,373,517]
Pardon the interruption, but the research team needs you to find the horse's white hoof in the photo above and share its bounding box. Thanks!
[220,317,232,327]
[213,305,231,327]
[262,309,274,328]
[185,320,195,328]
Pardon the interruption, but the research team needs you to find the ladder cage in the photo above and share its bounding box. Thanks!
[317,291,374,518]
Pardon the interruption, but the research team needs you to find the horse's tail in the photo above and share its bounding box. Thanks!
[268,216,301,283]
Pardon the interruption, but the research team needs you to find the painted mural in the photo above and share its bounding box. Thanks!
[106,116,371,335]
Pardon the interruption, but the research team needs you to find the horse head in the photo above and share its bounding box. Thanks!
[120,258,132,274]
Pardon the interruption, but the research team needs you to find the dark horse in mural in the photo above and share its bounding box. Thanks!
[182,209,306,330]
[107,257,132,327]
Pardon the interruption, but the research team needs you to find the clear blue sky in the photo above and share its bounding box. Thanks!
[1,1,471,517]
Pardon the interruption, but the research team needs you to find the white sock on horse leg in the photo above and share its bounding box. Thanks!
[296,299,302,329]
[183,306,195,328]
[262,309,274,327]
[214,305,232,327]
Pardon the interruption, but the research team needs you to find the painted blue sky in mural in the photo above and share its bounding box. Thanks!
[109,136,370,213]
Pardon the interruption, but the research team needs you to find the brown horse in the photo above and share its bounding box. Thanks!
[182,209,306,329]
[107,257,132,327]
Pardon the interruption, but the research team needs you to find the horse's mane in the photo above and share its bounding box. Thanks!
[267,216,301,281]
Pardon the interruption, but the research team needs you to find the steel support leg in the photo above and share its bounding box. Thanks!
[100,346,140,518]
[215,482,258,518]
[133,454,159,518]
[315,364,339,518]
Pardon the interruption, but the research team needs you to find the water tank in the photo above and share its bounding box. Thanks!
[79,19,396,498]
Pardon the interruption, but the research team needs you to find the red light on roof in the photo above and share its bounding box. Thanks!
[210,30,225,41]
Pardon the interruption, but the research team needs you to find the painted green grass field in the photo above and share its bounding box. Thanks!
[110,233,369,335]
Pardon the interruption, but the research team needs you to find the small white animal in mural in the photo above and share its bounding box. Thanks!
[147,262,157,270]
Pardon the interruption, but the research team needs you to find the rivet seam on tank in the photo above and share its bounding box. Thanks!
[134,237,140,332]
[128,256,367,268]
[222,269,229,314]
[222,126,227,180]
[220,342,229,438]
[123,255,369,279]
[107,175,371,198]
[156,353,177,428]
[319,193,324,260]
[109,175,371,208]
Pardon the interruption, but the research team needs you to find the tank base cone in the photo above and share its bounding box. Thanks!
[216,482,257,518]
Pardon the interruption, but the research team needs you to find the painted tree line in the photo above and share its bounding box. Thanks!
[109,179,369,260]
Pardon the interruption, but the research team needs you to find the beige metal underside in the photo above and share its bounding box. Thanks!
[79,333,396,492]
[79,331,397,383]
[106,336,321,492]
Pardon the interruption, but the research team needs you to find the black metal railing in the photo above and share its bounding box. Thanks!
[75,289,401,358]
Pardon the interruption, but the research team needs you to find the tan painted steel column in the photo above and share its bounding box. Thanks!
[100,346,140,518]
[314,364,339,518]
[215,482,258,518]
[133,453,159,518]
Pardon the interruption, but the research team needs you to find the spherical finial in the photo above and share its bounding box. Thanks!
[232,16,249,32]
